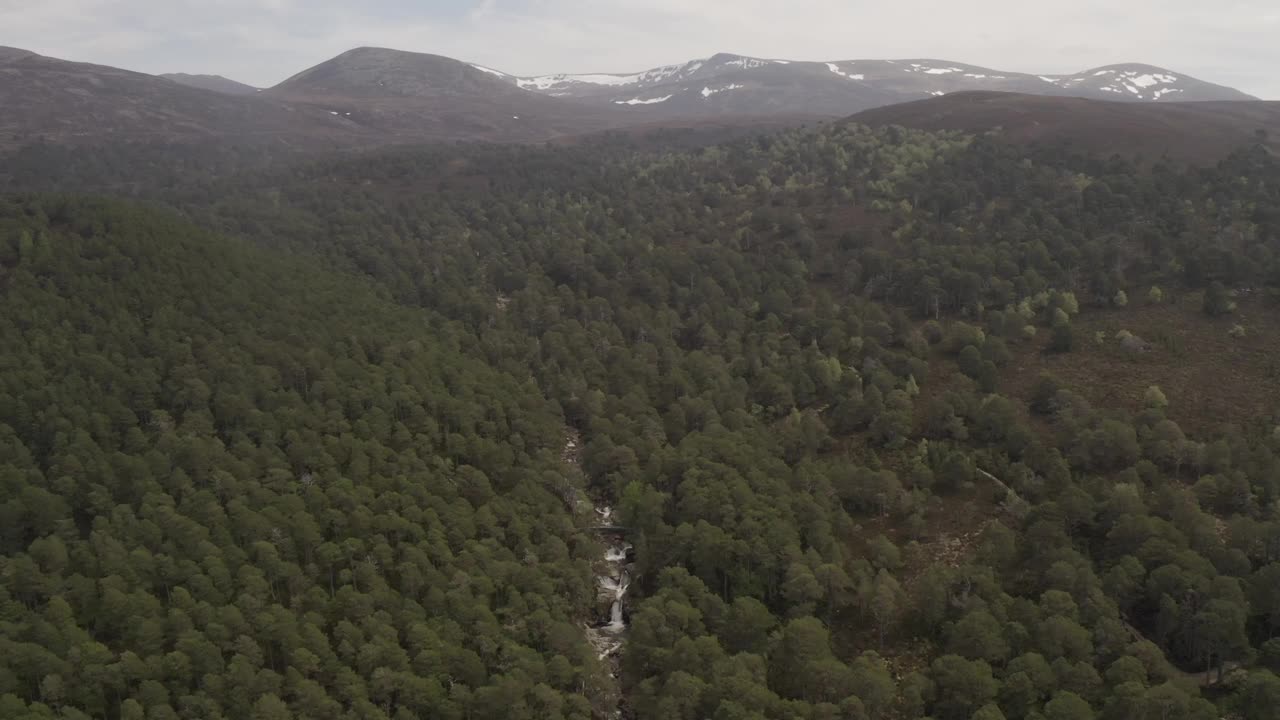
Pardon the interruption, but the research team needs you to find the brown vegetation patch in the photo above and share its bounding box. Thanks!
[999,294,1280,435]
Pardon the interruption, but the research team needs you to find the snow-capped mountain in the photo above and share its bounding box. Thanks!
[1041,65,1214,101]
[473,54,1254,119]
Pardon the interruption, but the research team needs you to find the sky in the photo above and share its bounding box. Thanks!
[1,0,1277,98]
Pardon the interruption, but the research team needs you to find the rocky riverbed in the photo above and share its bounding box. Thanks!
[586,505,632,717]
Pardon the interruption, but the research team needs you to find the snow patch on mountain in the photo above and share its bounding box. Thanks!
[614,95,672,105]
[516,58,709,93]
[718,57,771,70]
[826,63,865,81]
[906,64,963,74]
[470,64,508,78]
[701,84,745,98]
[521,73,634,89]
[630,62,697,85]
[1129,73,1177,88]
[516,75,568,91]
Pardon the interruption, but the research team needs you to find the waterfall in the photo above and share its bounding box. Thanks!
[601,561,629,634]
[566,431,633,717]
[586,504,633,682]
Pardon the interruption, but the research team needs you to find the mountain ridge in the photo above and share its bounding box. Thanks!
[161,72,259,96]
[470,52,1255,120]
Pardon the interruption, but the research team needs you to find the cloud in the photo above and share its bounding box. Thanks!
[0,0,1275,97]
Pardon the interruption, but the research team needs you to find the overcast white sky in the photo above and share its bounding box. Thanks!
[1,0,1277,97]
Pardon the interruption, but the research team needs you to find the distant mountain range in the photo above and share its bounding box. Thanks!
[473,53,1255,119]
[0,45,1269,155]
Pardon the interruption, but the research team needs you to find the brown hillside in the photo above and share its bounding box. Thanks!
[0,47,367,149]
[262,47,623,143]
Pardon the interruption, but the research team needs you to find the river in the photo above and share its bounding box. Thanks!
[586,504,632,718]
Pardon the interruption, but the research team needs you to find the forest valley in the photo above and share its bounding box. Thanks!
[1,122,1280,720]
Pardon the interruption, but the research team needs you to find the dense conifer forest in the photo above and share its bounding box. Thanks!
[2,122,1280,719]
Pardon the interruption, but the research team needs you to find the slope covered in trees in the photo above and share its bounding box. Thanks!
[0,197,607,719]
[2,118,1280,720]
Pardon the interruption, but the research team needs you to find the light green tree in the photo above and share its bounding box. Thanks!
[1144,386,1168,411]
